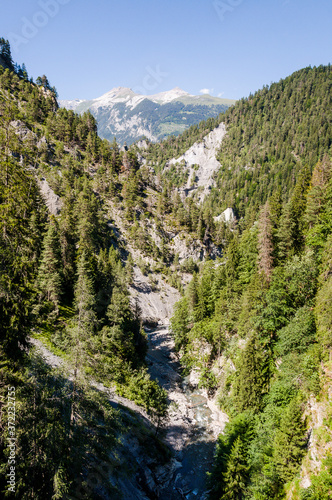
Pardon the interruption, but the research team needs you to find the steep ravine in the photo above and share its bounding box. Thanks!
[31,284,228,499]
[145,324,228,499]
[34,178,228,497]
[108,201,228,496]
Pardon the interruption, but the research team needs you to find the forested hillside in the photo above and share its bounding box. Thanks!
[1,35,332,499]
[0,44,172,498]
[207,65,332,227]
[170,65,332,499]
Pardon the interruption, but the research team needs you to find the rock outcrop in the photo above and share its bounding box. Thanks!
[167,123,227,202]
[37,178,63,216]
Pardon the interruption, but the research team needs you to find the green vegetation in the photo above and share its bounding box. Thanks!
[169,66,332,498]
[0,45,168,498]
[209,65,332,226]
[1,40,332,499]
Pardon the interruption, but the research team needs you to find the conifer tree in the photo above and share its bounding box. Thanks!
[290,166,311,251]
[170,297,190,351]
[59,189,76,300]
[37,217,63,314]
[187,273,199,318]
[107,286,132,329]
[225,237,239,293]
[75,180,103,255]
[74,251,98,335]
[110,138,121,172]
[315,235,332,350]
[277,201,295,260]
[304,156,332,248]
[233,335,268,412]
[68,251,98,434]
[305,158,331,227]
[221,436,249,500]
[273,400,307,482]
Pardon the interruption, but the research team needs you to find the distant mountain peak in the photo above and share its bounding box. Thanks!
[100,86,135,96]
[95,87,136,106]
[149,87,192,104]
[59,87,235,145]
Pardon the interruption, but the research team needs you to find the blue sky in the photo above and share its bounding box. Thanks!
[1,0,331,100]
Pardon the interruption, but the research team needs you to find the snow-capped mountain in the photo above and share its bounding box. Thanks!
[59,87,235,145]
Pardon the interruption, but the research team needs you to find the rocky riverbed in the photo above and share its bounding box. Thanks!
[146,325,228,499]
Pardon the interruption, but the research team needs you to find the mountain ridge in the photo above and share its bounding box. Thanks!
[59,87,235,145]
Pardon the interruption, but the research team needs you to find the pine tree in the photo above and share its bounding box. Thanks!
[75,181,102,255]
[110,138,121,172]
[170,297,190,351]
[0,38,14,70]
[221,436,249,500]
[107,286,132,329]
[306,157,331,225]
[187,273,199,318]
[68,251,98,436]
[304,156,332,247]
[0,119,45,357]
[37,217,63,313]
[277,201,295,260]
[225,237,239,292]
[59,189,76,301]
[315,236,332,350]
[233,335,268,412]
[290,166,311,252]
[273,400,307,483]
[74,251,98,335]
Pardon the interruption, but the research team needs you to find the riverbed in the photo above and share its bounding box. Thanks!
[146,326,228,499]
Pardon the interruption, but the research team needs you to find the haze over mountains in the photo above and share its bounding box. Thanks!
[60,86,235,145]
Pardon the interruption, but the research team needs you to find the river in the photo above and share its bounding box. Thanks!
[145,325,228,499]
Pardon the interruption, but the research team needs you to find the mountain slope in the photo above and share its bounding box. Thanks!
[209,65,332,223]
[2,37,332,500]
[164,122,227,202]
[0,48,223,499]
[167,65,332,499]
[60,86,235,145]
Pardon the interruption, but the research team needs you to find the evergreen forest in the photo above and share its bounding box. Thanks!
[0,37,332,499]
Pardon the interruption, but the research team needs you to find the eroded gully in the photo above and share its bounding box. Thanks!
[145,325,228,499]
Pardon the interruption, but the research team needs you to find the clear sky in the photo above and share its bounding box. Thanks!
[1,0,331,101]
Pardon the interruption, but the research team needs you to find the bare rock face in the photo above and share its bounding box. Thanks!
[154,459,183,488]
[36,136,48,149]
[130,266,181,325]
[37,178,63,216]
[214,207,235,223]
[170,233,221,263]
[10,120,37,142]
[167,123,227,202]
[135,139,149,150]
